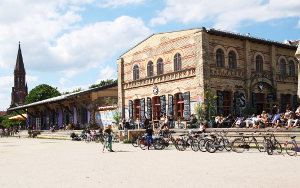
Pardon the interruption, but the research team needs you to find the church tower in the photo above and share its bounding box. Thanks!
[10,42,28,108]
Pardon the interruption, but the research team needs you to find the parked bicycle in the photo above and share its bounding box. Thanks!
[232,132,266,153]
[205,131,232,153]
[284,135,300,156]
[265,131,282,155]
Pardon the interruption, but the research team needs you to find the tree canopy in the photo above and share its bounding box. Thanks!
[89,79,117,89]
[25,84,61,104]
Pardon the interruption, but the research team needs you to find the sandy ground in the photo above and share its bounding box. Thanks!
[0,137,299,188]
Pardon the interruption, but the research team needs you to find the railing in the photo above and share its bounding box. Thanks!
[123,68,196,89]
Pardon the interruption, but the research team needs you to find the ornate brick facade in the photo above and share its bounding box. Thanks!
[118,27,298,121]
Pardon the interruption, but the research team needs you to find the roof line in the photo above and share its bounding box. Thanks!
[118,27,204,58]
[8,83,118,111]
[118,26,297,59]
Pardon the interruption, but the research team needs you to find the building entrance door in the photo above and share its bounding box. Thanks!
[254,93,265,114]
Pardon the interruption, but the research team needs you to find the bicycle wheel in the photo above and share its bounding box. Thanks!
[102,140,107,152]
[223,139,232,151]
[85,137,91,143]
[173,138,180,150]
[154,138,165,150]
[131,136,139,147]
[273,140,282,154]
[266,139,273,155]
[191,139,199,152]
[232,138,246,153]
[113,135,120,142]
[198,138,207,152]
[176,139,187,151]
[256,138,266,152]
[285,141,297,156]
[139,137,147,150]
[205,139,217,153]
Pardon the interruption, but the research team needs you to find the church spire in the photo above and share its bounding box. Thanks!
[14,42,25,73]
[10,42,27,108]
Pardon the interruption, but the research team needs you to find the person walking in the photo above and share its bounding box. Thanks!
[104,125,114,152]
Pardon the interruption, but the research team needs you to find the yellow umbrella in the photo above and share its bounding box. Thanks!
[8,114,27,120]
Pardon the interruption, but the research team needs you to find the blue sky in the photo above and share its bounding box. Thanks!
[0,0,299,110]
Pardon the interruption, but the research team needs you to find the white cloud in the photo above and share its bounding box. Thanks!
[0,0,151,110]
[0,0,151,74]
[0,75,38,110]
[59,77,70,85]
[150,0,300,30]
[97,0,144,8]
[48,16,151,77]
[26,75,38,83]
[96,66,117,83]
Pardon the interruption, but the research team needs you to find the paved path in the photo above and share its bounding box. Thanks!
[0,137,299,188]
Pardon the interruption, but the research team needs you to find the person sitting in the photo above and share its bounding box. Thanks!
[213,115,224,128]
[260,111,268,123]
[286,110,297,129]
[161,124,170,137]
[244,114,255,128]
[199,122,206,133]
[221,114,234,128]
[253,115,265,129]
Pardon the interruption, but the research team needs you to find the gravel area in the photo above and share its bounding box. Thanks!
[0,137,299,188]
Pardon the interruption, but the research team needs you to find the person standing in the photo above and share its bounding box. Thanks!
[104,125,114,152]
[145,126,154,150]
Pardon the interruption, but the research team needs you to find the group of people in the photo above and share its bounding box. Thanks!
[0,128,19,137]
[234,105,300,129]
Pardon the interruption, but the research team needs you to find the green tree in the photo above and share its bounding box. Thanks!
[113,111,121,125]
[194,89,217,123]
[89,79,117,89]
[62,88,83,95]
[0,114,25,129]
[25,84,61,104]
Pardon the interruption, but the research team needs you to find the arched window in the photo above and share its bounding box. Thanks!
[157,58,164,75]
[133,65,139,81]
[174,53,182,71]
[255,55,263,72]
[280,59,286,76]
[147,61,154,77]
[288,60,295,76]
[216,49,225,67]
[228,51,237,69]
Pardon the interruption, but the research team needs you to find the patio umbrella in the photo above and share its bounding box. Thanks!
[8,114,27,120]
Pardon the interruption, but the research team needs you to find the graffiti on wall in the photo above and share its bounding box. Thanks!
[95,109,117,128]
[234,91,246,116]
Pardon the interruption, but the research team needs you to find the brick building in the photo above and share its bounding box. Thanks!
[117,27,298,122]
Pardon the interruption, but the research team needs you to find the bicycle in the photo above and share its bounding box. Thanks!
[264,131,282,155]
[232,132,266,153]
[112,132,120,142]
[102,135,109,152]
[139,133,167,150]
[131,133,144,147]
[205,131,232,153]
[175,134,191,151]
[284,135,300,156]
